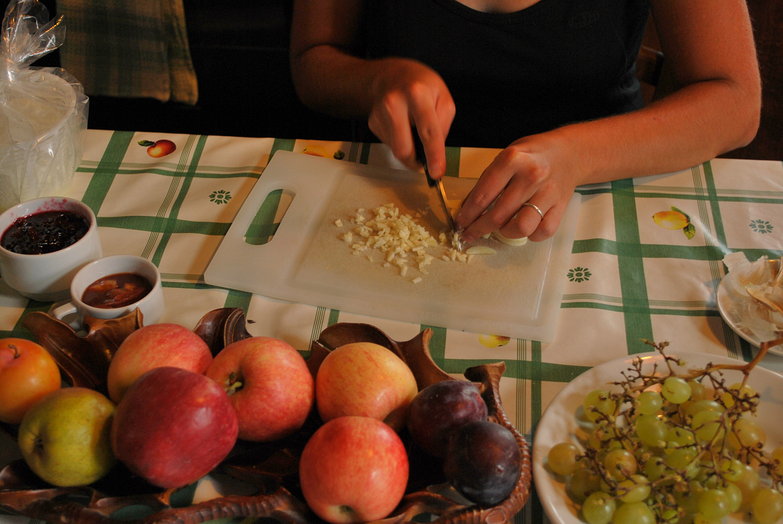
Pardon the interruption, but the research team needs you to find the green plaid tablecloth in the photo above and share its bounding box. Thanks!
[1,129,782,522]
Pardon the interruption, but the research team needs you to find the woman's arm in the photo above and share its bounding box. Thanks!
[456,0,761,243]
[289,0,454,175]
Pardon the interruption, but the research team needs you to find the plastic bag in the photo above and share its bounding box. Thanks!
[0,0,88,211]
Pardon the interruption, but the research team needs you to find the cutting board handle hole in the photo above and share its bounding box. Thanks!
[243,188,294,245]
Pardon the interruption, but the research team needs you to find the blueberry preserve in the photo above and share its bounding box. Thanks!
[1,210,90,255]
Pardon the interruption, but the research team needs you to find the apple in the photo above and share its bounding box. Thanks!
[205,336,314,442]
[315,342,418,431]
[299,416,409,522]
[138,139,176,158]
[107,323,212,403]
[0,338,61,424]
[111,366,238,489]
[17,387,115,487]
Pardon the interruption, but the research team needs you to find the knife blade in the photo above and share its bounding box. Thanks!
[412,132,463,251]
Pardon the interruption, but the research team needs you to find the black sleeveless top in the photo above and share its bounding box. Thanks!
[362,0,650,147]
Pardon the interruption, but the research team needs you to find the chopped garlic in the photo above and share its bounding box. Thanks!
[335,202,472,282]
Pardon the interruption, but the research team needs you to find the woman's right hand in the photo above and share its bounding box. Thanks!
[367,58,456,179]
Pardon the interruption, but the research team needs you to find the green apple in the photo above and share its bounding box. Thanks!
[18,387,116,487]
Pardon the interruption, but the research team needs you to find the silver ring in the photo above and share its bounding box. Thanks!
[522,202,544,220]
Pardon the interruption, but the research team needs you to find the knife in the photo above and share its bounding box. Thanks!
[412,132,463,251]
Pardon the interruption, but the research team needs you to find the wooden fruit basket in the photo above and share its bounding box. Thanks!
[0,308,532,523]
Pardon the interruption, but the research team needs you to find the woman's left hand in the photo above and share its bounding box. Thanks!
[455,133,580,244]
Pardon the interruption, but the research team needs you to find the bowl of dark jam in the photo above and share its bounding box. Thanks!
[0,197,102,301]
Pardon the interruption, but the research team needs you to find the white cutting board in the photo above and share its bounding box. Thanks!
[205,150,581,341]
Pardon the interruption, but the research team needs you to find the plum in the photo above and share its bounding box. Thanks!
[443,420,521,506]
[406,380,488,457]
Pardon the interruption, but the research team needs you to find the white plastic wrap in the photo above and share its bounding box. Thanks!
[0,0,88,211]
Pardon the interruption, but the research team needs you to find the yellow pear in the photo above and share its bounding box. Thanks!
[18,387,115,487]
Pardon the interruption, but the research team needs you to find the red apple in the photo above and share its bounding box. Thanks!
[107,323,212,403]
[205,336,314,442]
[299,416,409,522]
[111,366,238,489]
[138,139,176,158]
[315,342,418,431]
[0,338,61,424]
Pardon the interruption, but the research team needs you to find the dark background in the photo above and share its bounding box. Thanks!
[4,0,780,159]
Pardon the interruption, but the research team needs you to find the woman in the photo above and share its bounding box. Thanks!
[289,0,760,244]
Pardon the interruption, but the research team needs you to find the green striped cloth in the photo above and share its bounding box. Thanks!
[0,130,781,523]
[58,0,197,104]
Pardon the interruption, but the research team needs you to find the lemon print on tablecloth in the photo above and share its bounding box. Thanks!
[479,334,511,348]
[652,207,695,239]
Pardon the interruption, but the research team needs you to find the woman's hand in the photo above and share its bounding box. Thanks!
[366,58,455,178]
[455,132,581,243]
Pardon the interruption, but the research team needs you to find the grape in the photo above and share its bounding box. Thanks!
[547,442,581,476]
[720,382,758,409]
[566,467,601,502]
[661,376,691,404]
[751,488,783,524]
[724,481,742,513]
[665,426,695,447]
[581,491,615,524]
[603,449,637,480]
[587,425,622,451]
[688,379,711,401]
[692,409,724,443]
[643,455,666,481]
[611,501,655,524]
[728,417,766,450]
[616,474,650,503]
[735,463,760,512]
[696,488,730,520]
[582,389,616,422]
[634,414,667,447]
[664,447,698,470]
[545,341,777,524]
[635,391,663,415]
[682,398,724,417]
[718,457,745,482]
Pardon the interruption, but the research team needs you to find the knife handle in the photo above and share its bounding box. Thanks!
[412,130,437,188]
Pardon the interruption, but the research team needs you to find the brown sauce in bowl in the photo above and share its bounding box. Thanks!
[82,272,153,309]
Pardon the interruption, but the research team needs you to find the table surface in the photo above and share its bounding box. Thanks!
[1,129,782,523]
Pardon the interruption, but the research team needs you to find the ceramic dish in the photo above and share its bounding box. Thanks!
[718,276,783,356]
[532,351,783,524]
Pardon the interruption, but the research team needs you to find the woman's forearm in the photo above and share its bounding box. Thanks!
[556,77,761,186]
[290,45,380,119]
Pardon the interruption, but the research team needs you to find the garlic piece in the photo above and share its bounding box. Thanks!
[491,230,528,246]
[465,246,497,256]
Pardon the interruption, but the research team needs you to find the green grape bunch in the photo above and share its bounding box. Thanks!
[545,339,783,524]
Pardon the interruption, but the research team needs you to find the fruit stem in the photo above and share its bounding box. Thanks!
[7,343,20,359]
[224,371,243,395]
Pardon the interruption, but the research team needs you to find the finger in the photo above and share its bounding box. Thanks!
[410,95,447,178]
[456,149,539,234]
[526,199,567,241]
[368,92,417,169]
[496,201,546,240]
